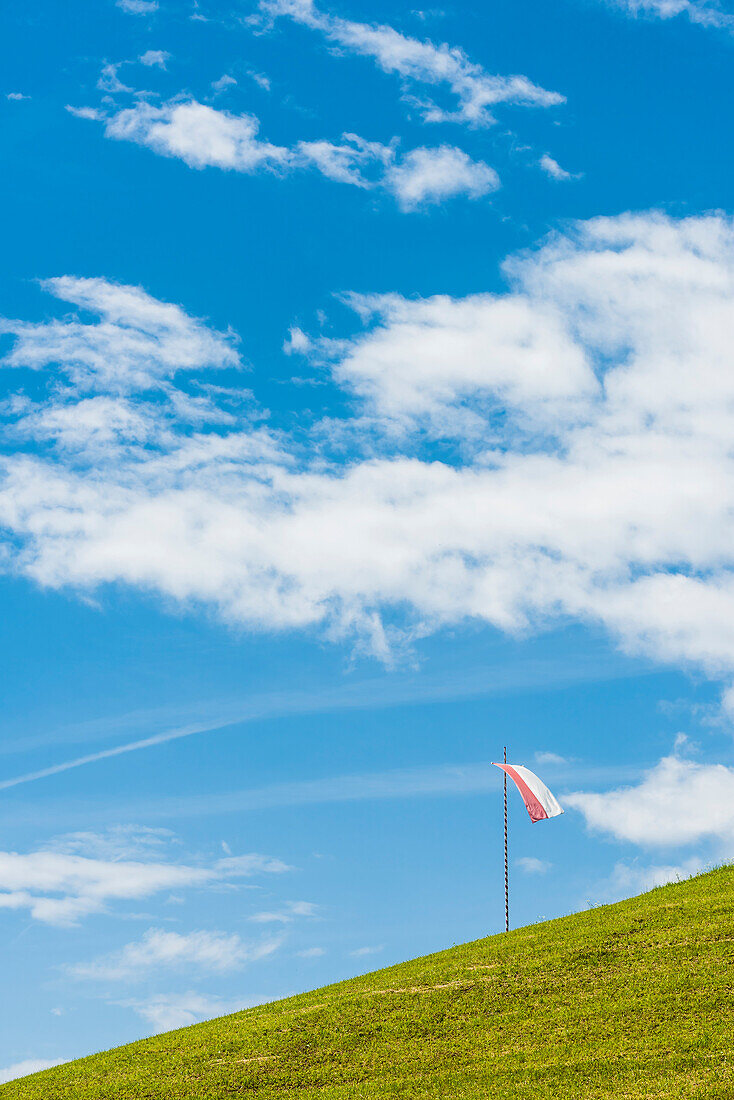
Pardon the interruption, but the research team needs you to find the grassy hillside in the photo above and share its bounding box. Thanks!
[3,866,733,1100]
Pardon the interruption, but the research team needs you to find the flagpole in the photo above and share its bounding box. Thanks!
[504,745,509,933]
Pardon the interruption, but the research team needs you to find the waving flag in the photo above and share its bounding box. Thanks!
[492,762,564,823]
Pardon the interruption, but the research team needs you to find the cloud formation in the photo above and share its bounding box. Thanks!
[384,145,499,209]
[105,100,292,174]
[139,50,170,69]
[258,0,564,126]
[539,154,575,181]
[70,927,281,980]
[0,1060,67,1086]
[116,0,158,13]
[567,755,734,847]
[87,98,498,209]
[611,0,733,30]
[249,900,318,923]
[4,214,734,697]
[0,275,239,393]
[0,829,288,925]
[594,856,705,902]
[118,991,255,1031]
[516,856,551,874]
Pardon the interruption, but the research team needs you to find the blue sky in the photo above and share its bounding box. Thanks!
[2,0,734,1083]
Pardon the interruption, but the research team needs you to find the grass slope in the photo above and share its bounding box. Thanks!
[4,867,733,1099]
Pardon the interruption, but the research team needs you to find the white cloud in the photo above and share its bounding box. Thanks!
[46,825,177,861]
[296,133,393,187]
[248,70,271,91]
[87,99,489,209]
[610,0,733,29]
[0,275,238,392]
[104,100,292,174]
[6,92,30,101]
[98,64,133,95]
[139,50,170,68]
[65,105,104,121]
[568,755,722,903]
[0,1060,67,1085]
[0,830,288,925]
[566,755,734,847]
[70,927,282,980]
[579,853,707,908]
[297,946,325,957]
[212,74,238,92]
[516,856,552,873]
[249,900,318,923]
[535,752,567,766]
[0,719,259,793]
[293,287,593,426]
[384,145,499,209]
[258,0,564,126]
[539,153,575,181]
[6,214,734,693]
[350,944,383,956]
[118,991,256,1031]
[593,856,705,903]
[13,395,159,454]
[117,0,158,13]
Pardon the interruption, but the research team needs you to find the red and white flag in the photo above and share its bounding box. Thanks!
[492,762,564,824]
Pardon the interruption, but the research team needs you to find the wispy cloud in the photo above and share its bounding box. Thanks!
[117,991,260,1031]
[75,98,497,210]
[350,944,383,957]
[139,49,170,69]
[534,752,568,766]
[539,153,577,181]
[70,927,282,980]
[161,762,502,817]
[0,647,632,790]
[0,721,234,793]
[609,0,733,30]
[116,0,158,13]
[587,856,705,905]
[247,70,271,91]
[0,274,239,392]
[250,900,318,923]
[0,721,244,792]
[0,830,288,925]
[65,105,102,120]
[46,825,177,861]
[5,215,734,705]
[2,760,642,829]
[516,856,552,874]
[212,73,238,92]
[257,0,564,126]
[97,63,134,95]
[0,1060,67,1086]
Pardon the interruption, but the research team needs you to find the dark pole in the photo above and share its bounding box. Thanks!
[504,745,509,932]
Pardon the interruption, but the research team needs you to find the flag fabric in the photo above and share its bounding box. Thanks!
[492,762,564,823]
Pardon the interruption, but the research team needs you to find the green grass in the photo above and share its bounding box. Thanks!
[4,866,734,1099]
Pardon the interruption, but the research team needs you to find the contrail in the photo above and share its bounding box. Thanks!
[0,649,646,794]
[0,720,233,792]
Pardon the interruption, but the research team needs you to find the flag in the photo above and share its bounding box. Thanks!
[492,762,564,824]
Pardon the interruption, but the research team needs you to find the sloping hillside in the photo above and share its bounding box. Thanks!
[3,866,732,1099]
